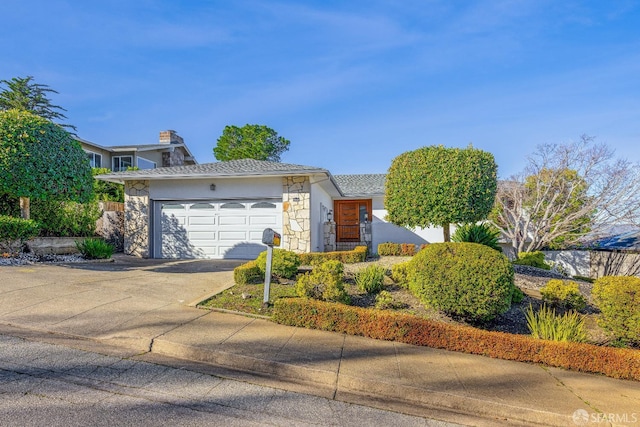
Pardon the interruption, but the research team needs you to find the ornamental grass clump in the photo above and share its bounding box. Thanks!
[525,304,587,343]
[75,238,114,259]
[355,264,386,295]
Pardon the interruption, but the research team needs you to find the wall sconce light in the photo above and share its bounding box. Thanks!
[210,184,216,191]
[327,210,333,222]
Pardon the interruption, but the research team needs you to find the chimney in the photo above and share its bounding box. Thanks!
[159,130,184,145]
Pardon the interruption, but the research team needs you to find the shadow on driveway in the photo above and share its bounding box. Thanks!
[62,254,245,274]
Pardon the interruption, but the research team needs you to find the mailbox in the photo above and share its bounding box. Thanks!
[262,228,281,247]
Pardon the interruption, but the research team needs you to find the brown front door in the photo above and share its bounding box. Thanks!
[335,200,372,242]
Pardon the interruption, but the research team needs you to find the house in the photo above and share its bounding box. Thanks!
[78,130,197,171]
[97,159,446,260]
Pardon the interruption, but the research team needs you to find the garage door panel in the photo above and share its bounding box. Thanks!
[219,215,247,226]
[219,230,248,241]
[249,215,278,226]
[188,231,217,240]
[189,216,216,225]
[160,200,281,260]
[249,231,264,240]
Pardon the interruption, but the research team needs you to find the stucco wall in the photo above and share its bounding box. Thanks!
[149,177,283,200]
[542,250,591,277]
[310,182,333,252]
[543,250,640,278]
[371,196,455,252]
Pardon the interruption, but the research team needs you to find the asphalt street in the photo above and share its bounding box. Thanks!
[0,333,458,427]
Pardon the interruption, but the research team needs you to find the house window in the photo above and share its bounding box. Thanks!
[86,151,102,168]
[137,157,156,170]
[112,156,133,172]
[220,202,246,209]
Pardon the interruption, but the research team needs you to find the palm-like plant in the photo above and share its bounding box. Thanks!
[452,223,501,252]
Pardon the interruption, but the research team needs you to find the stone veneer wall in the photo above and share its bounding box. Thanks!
[162,149,185,167]
[124,180,150,257]
[282,177,311,253]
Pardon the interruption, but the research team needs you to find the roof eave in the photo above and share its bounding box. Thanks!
[95,168,333,183]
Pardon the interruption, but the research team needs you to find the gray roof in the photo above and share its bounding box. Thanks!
[333,174,386,197]
[97,159,331,182]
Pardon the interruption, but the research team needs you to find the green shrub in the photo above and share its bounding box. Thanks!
[0,194,19,217]
[451,223,501,252]
[0,215,40,253]
[296,260,350,304]
[377,242,400,256]
[592,276,640,346]
[75,238,114,259]
[255,249,301,279]
[540,279,587,311]
[513,251,551,270]
[512,286,525,304]
[92,168,124,202]
[525,304,587,343]
[298,246,367,265]
[355,264,386,295]
[374,290,395,309]
[32,200,101,237]
[377,242,416,256]
[234,261,263,285]
[390,261,412,288]
[409,242,515,322]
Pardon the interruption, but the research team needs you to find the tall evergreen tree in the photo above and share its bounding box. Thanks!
[0,76,76,132]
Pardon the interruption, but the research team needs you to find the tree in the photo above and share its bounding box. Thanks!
[213,124,290,162]
[385,145,498,241]
[0,76,76,132]
[491,135,640,253]
[0,109,93,219]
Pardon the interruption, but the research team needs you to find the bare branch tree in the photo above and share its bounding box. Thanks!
[492,135,640,253]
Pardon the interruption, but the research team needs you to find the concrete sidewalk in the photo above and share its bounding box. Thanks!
[1,259,638,426]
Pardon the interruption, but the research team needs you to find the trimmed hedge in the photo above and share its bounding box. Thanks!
[0,215,40,253]
[234,261,263,285]
[377,242,428,256]
[272,298,640,381]
[299,246,367,265]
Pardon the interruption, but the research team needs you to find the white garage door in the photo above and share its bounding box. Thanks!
[158,199,282,259]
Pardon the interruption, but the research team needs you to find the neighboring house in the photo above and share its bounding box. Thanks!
[78,130,197,171]
[96,159,448,260]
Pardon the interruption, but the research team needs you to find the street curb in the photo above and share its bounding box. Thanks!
[151,338,338,387]
[151,337,573,427]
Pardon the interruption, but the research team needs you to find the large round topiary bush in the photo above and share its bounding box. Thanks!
[409,242,515,321]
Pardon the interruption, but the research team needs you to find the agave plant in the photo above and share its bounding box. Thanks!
[451,223,501,251]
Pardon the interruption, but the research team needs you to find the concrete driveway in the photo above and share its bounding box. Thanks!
[0,254,244,351]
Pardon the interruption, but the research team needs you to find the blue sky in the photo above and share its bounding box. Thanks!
[3,1,640,177]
